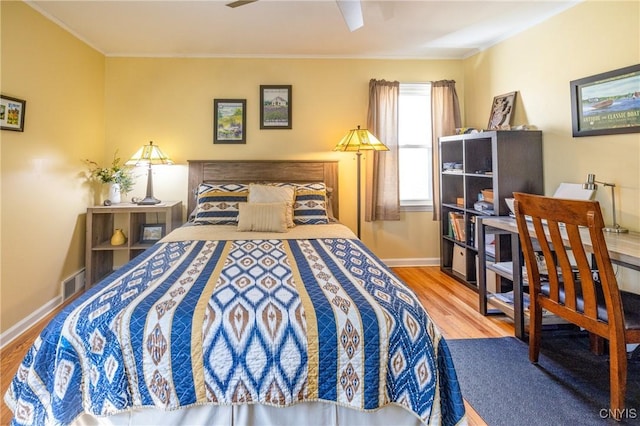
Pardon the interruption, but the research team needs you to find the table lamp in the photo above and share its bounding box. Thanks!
[334,125,389,238]
[126,141,174,205]
[583,173,627,233]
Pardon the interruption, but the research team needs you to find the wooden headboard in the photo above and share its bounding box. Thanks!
[187,160,339,219]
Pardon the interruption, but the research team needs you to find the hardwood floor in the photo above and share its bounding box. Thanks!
[1,266,516,425]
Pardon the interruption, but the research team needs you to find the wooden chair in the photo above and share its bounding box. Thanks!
[513,192,640,421]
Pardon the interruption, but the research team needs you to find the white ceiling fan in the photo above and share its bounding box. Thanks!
[226,0,364,32]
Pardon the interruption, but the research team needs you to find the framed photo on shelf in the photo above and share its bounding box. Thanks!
[1,95,26,132]
[214,99,246,144]
[260,85,292,129]
[139,224,165,244]
[570,64,640,137]
[487,91,516,130]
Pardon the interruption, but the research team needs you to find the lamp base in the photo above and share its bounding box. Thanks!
[136,196,161,205]
[604,226,628,234]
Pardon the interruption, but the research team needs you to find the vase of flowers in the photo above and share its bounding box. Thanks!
[85,151,134,204]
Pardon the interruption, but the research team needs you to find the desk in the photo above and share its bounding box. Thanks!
[477,216,640,340]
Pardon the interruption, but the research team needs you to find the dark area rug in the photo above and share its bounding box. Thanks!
[447,334,640,425]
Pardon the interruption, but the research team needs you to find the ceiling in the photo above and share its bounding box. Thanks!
[27,0,580,59]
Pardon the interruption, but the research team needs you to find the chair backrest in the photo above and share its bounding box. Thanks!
[513,192,625,338]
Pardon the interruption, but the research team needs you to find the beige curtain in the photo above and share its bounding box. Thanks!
[431,80,461,221]
[365,79,400,222]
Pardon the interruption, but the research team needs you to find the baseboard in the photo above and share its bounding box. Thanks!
[382,257,440,267]
[0,295,62,350]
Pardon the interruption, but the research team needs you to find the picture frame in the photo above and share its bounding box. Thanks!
[139,223,165,244]
[487,91,516,130]
[1,95,26,132]
[260,85,292,129]
[570,64,640,137]
[214,99,246,144]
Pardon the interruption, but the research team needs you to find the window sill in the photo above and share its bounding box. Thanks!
[400,205,433,213]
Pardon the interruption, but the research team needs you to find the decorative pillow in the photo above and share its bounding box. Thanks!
[237,202,288,233]
[248,184,295,228]
[273,182,329,224]
[193,183,248,225]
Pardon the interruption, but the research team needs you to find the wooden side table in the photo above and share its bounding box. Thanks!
[85,201,183,287]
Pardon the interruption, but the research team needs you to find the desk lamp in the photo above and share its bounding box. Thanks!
[126,141,173,205]
[583,174,628,233]
[334,125,389,238]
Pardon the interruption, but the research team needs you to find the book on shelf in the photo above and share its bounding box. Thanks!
[469,215,476,247]
[456,217,466,242]
[448,212,457,239]
[448,212,465,242]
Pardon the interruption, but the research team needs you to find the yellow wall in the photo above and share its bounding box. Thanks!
[1,1,105,332]
[1,2,462,334]
[464,0,639,231]
[463,0,640,290]
[103,57,463,261]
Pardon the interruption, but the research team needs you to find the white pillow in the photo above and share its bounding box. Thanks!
[237,202,288,233]
[248,184,295,227]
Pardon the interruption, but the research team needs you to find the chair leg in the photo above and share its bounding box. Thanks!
[589,333,606,355]
[609,342,628,421]
[529,299,543,363]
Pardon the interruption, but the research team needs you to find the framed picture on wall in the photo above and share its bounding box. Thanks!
[0,95,26,132]
[487,91,516,130]
[214,99,247,144]
[260,85,292,129]
[570,64,640,137]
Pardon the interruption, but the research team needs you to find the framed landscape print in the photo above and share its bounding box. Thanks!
[570,64,640,137]
[1,95,26,132]
[214,99,246,144]
[260,85,292,129]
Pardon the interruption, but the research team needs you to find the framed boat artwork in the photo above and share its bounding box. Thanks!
[570,64,640,137]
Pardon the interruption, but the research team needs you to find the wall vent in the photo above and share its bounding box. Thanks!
[61,269,85,301]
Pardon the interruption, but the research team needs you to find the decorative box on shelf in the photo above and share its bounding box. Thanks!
[452,245,467,278]
[481,189,494,203]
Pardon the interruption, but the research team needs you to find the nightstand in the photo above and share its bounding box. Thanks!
[85,201,183,287]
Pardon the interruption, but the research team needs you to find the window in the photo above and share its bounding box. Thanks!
[398,82,432,210]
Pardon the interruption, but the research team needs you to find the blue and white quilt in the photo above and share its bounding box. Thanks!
[5,224,466,426]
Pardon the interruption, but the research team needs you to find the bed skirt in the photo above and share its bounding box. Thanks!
[73,401,426,426]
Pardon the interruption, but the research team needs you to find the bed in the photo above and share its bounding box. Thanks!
[5,160,467,426]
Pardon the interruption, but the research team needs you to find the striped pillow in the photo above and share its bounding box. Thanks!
[193,183,248,225]
[274,182,329,224]
[248,184,295,228]
[237,202,288,233]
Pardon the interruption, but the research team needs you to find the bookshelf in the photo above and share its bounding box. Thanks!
[439,130,543,290]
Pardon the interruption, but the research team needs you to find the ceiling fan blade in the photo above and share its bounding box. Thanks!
[226,0,258,8]
[336,0,363,32]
